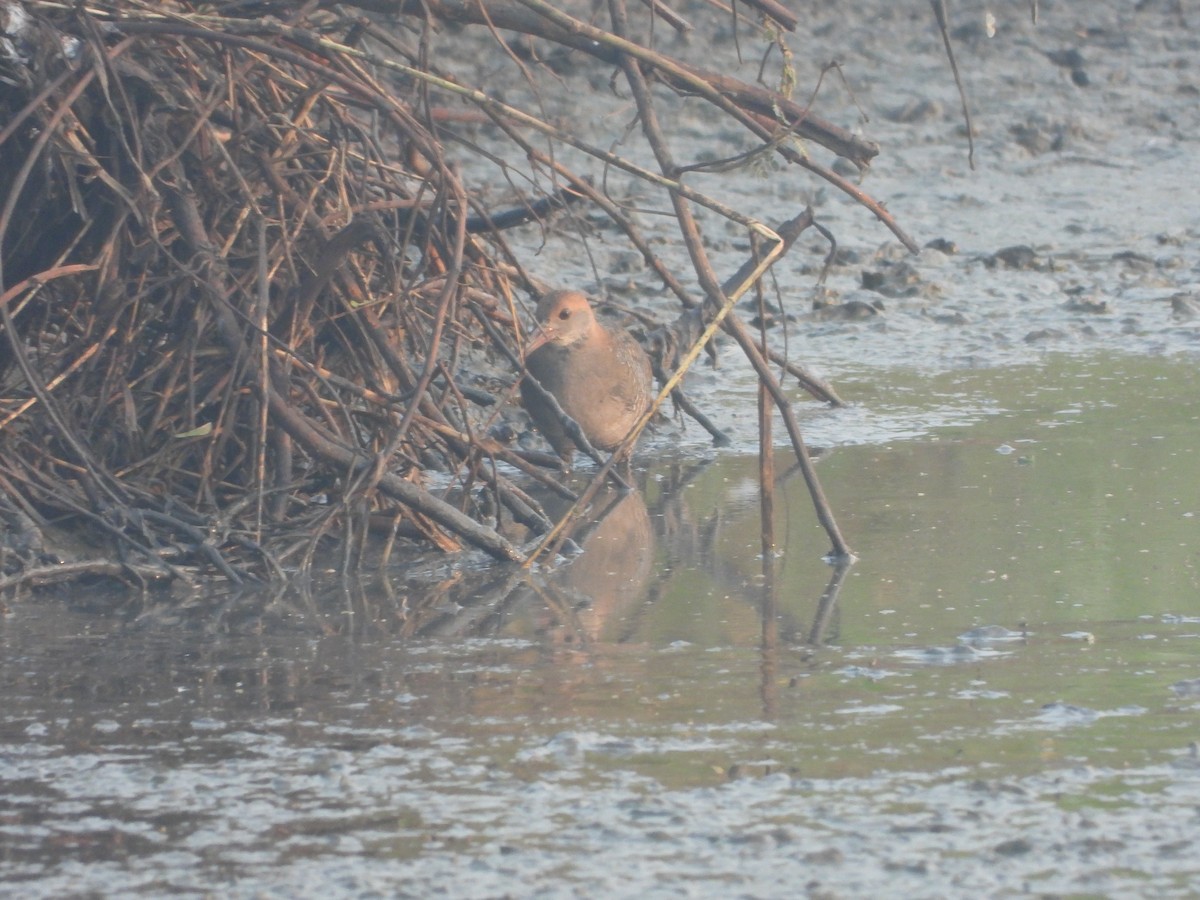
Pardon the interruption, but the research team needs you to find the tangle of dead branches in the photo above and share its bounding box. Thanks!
[0,0,905,591]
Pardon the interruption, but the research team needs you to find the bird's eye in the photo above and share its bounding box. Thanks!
[558,309,571,320]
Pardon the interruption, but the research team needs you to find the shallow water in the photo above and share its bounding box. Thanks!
[3,353,1199,897]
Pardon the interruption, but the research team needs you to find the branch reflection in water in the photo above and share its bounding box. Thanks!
[371,459,854,658]
[121,458,856,670]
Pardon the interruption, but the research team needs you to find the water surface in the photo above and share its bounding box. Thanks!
[3,353,1198,897]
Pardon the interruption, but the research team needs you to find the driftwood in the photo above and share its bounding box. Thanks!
[0,1,906,590]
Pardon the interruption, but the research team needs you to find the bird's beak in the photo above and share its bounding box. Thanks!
[524,326,552,358]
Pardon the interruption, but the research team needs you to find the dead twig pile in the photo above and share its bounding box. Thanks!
[0,1,906,592]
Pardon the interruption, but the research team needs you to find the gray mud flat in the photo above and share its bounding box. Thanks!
[4,1,1200,897]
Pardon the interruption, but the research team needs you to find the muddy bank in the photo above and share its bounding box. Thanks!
[458,0,1199,433]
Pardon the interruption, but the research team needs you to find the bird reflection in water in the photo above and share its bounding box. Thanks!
[527,487,654,646]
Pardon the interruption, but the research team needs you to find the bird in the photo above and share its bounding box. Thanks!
[520,289,653,465]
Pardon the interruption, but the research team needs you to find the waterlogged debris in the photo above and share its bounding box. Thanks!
[1170,742,1200,770]
[516,732,586,765]
[1064,296,1109,314]
[1044,47,1090,87]
[1169,678,1200,697]
[923,309,970,326]
[861,261,923,298]
[836,665,901,681]
[1036,702,1098,726]
[1169,293,1200,319]
[811,298,882,321]
[968,779,1030,797]
[1112,250,1157,271]
[1161,614,1200,625]
[896,644,977,664]
[515,731,640,765]
[1024,327,1069,343]
[958,625,1026,645]
[1033,703,1148,728]
[516,730,735,768]
[919,237,956,256]
[723,761,789,782]
[994,837,1034,857]
[985,245,1040,270]
[893,644,1011,666]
